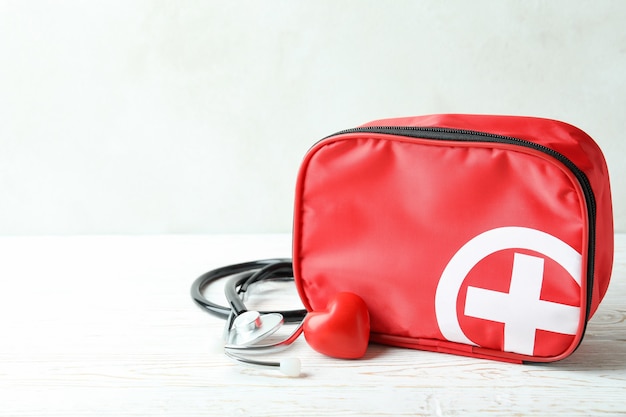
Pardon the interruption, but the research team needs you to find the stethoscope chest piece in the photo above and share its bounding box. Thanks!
[227,311,284,347]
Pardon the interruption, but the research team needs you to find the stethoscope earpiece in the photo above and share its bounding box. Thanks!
[279,357,302,377]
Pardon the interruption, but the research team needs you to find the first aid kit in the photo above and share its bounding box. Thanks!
[292,114,613,363]
[192,114,613,375]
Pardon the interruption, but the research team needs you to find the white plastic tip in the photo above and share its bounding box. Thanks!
[279,358,301,377]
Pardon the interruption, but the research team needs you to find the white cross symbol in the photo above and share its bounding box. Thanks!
[464,252,581,355]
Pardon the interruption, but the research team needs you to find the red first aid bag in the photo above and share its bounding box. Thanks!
[293,114,613,363]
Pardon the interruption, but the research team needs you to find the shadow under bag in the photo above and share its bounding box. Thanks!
[293,114,614,363]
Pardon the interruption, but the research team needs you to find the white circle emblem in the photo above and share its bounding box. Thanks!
[434,226,582,350]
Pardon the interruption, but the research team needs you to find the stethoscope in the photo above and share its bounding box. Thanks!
[190,259,308,377]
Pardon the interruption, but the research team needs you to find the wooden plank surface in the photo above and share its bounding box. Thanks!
[0,234,624,416]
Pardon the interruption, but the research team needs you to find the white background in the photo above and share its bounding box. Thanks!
[1,0,625,235]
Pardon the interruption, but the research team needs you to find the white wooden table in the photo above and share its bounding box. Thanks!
[1,234,624,416]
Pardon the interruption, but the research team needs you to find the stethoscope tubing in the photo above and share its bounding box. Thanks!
[190,258,307,323]
[191,259,309,376]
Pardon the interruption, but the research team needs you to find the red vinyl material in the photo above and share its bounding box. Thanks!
[293,114,613,362]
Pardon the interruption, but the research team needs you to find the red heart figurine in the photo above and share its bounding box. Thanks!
[303,292,370,359]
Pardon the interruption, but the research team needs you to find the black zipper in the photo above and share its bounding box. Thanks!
[326,126,597,352]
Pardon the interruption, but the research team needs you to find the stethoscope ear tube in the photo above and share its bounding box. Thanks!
[223,350,302,377]
[190,259,307,322]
